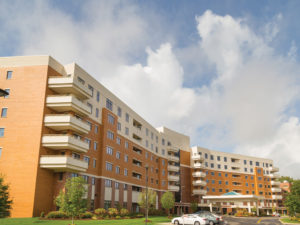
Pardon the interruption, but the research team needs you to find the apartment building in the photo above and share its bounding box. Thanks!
[0,56,282,217]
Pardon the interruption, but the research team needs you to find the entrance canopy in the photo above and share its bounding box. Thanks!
[203,191,264,202]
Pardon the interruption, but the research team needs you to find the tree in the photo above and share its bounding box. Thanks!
[138,189,157,211]
[55,176,88,225]
[279,176,294,183]
[0,176,13,218]
[285,180,300,216]
[161,191,175,216]
[190,200,198,213]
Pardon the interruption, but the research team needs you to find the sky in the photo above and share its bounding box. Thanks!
[1,0,300,178]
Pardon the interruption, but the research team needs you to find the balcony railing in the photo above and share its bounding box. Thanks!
[272,195,283,200]
[271,188,282,193]
[40,155,88,172]
[46,95,91,116]
[168,175,180,182]
[192,180,207,186]
[192,171,206,178]
[44,114,90,134]
[193,189,207,195]
[167,146,179,153]
[48,76,92,99]
[42,135,89,153]
[168,165,180,172]
[168,185,180,192]
[167,155,180,162]
[271,181,280,186]
[269,167,279,173]
[193,163,204,168]
[191,154,204,161]
[269,173,280,179]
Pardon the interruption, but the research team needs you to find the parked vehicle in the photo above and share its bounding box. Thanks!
[273,212,280,217]
[194,211,223,224]
[172,214,209,225]
[198,213,224,225]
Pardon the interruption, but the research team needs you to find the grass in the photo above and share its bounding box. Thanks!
[280,217,300,224]
[0,216,171,225]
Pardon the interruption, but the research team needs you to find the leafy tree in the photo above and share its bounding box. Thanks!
[285,180,300,216]
[279,176,294,183]
[190,200,198,213]
[55,176,88,225]
[0,176,13,218]
[161,191,175,216]
[138,189,157,211]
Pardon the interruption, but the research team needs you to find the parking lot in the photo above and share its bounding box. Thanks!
[224,216,283,225]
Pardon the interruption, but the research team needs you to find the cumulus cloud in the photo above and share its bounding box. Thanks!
[0,2,300,178]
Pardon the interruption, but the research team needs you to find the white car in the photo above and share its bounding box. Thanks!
[172,214,209,225]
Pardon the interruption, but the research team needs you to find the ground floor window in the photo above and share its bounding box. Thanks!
[104,200,111,210]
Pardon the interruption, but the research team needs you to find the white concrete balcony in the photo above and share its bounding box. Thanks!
[193,189,207,195]
[193,180,207,186]
[191,155,204,161]
[167,146,179,153]
[269,167,279,173]
[168,185,180,192]
[272,195,283,200]
[271,188,282,193]
[269,173,280,179]
[168,175,180,182]
[193,163,204,168]
[44,114,90,134]
[132,191,140,203]
[192,171,206,178]
[271,181,281,186]
[42,135,89,153]
[168,165,180,172]
[48,76,92,99]
[46,95,91,116]
[40,155,88,172]
[168,155,180,162]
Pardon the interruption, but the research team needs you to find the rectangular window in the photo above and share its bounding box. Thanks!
[211,172,215,176]
[146,128,149,136]
[205,153,208,159]
[88,85,94,96]
[116,137,121,145]
[162,138,165,145]
[4,89,10,98]
[146,140,149,147]
[1,108,7,118]
[162,159,165,166]
[82,175,88,183]
[116,166,120,174]
[117,107,122,117]
[0,128,5,137]
[108,114,115,124]
[105,179,112,187]
[218,164,221,169]
[77,76,85,85]
[87,103,93,113]
[244,168,247,172]
[93,159,96,168]
[219,189,223,192]
[250,161,253,165]
[97,91,100,102]
[125,113,129,122]
[125,141,128,149]
[85,138,91,148]
[92,177,96,185]
[94,142,98,150]
[212,180,215,184]
[0,147,2,158]
[6,71,12,79]
[116,151,120,159]
[225,181,229,185]
[124,168,128,176]
[224,157,227,162]
[125,127,129,135]
[95,125,98,133]
[162,149,165,155]
[256,162,260,166]
[72,153,80,159]
[224,165,228,169]
[107,130,114,140]
[211,163,214,168]
[219,180,222,184]
[124,154,128,162]
[117,122,121,131]
[210,155,214,160]
[217,156,221,161]
[151,132,153,140]
[244,160,247,165]
[95,108,99,118]
[212,188,215,192]
[83,156,90,165]
[105,162,113,171]
[106,146,113,155]
[106,98,113,111]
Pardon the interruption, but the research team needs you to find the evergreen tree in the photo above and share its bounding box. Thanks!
[0,176,13,218]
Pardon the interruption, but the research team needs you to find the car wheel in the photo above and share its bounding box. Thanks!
[174,220,180,225]
[209,221,214,225]
[194,221,200,225]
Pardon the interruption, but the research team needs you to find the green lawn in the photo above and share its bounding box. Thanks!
[0,216,171,225]
[280,217,300,224]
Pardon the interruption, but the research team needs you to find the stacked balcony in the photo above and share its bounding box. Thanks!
[192,171,206,178]
[168,185,180,192]
[192,152,206,195]
[271,181,280,186]
[192,180,207,186]
[193,189,207,195]
[272,195,283,200]
[168,164,180,172]
[168,174,180,182]
[271,187,282,193]
[44,114,91,134]
[269,173,280,179]
[42,135,89,153]
[40,155,88,172]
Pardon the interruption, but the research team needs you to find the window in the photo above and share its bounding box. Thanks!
[106,146,113,155]
[82,175,88,183]
[85,138,91,148]
[219,189,223,192]
[116,166,120,174]
[224,165,228,170]
[211,163,214,168]
[224,157,227,162]
[151,132,153,140]
[106,162,113,171]
[77,76,85,85]
[125,113,129,122]
[162,138,165,145]
[117,122,121,131]
[145,152,148,159]
[72,153,80,159]
[212,188,215,192]
[212,180,215,184]
[162,170,165,176]
[210,155,214,160]
[124,154,128,162]
[245,175,248,179]
[225,173,228,177]
[95,125,98,133]
[146,128,149,136]
[205,153,208,159]
[88,85,94,96]
[218,164,221,169]
[1,108,7,117]
[145,140,149,147]
[94,142,98,150]
[225,181,229,185]
[116,137,121,145]
[107,130,114,140]
[108,114,115,124]
[217,156,221,161]
[71,173,79,178]
[218,172,221,176]
[257,169,261,174]
[0,147,2,158]
[117,107,122,117]
[105,179,112,187]
[244,160,247,165]
[219,180,222,184]
[211,172,215,176]
[83,156,90,165]
[93,159,96,168]
[162,159,165,166]
[125,127,129,135]
[116,151,120,159]
[4,89,10,98]
[6,71,12,79]
[125,141,128,149]
[250,161,253,165]
[96,91,100,102]
[115,182,119,189]
[87,103,93,113]
[123,184,128,190]
[91,177,96,185]
[205,162,208,167]
[1,128,6,137]
[250,168,253,173]
[124,168,128,176]
[258,177,262,181]
[246,183,249,187]
[58,172,64,181]
[156,136,158,143]
[95,108,99,117]
[256,162,260,166]
[106,98,113,111]
[162,149,165,155]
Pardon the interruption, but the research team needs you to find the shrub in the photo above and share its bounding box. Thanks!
[108,208,118,217]
[124,216,130,219]
[149,208,167,216]
[40,211,45,218]
[136,213,144,218]
[46,211,68,219]
[94,208,106,216]
[104,215,110,220]
[120,208,129,216]
[116,215,121,219]
[79,212,93,219]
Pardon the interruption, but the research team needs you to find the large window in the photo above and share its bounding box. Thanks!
[108,114,115,124]
[105,179,112,187]
[106,98,113,111]
[83,156,90,165]
[107,130,114,140]
[105,162,113,171]
[106,146,113,155]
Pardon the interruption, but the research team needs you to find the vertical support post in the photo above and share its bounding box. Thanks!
[256,201,259,216]
[209,203,213,212]
[248,202,251,213]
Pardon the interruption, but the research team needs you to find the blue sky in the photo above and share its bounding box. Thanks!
[1,0,300,178]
